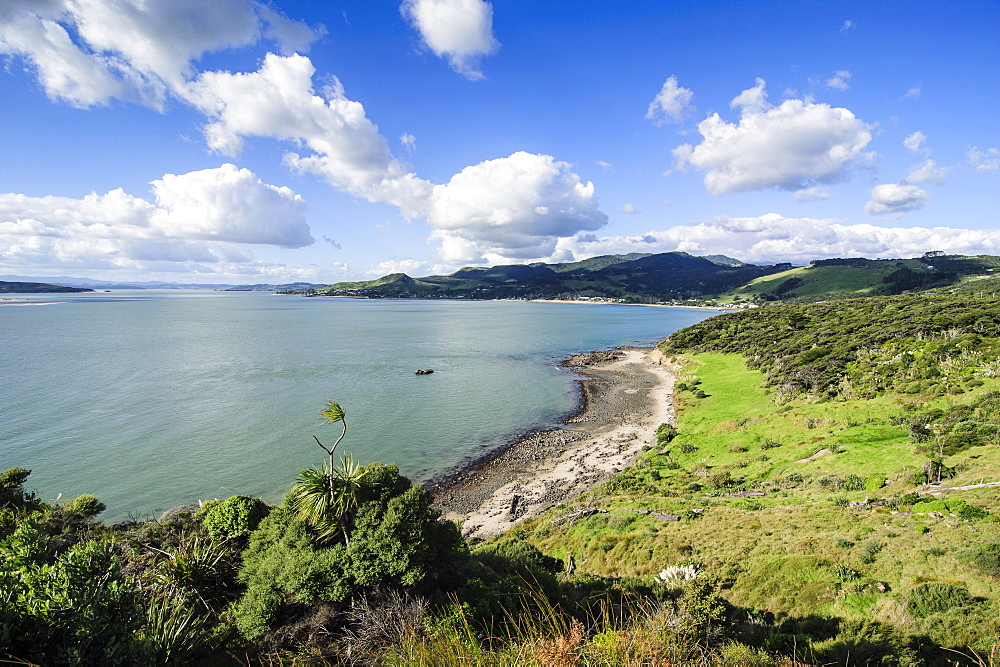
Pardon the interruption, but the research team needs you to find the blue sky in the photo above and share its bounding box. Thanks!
[1,0,997,284]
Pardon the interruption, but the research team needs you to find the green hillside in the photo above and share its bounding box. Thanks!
[510,292,1000,662]
[294,252,1000,307]
[724,254,1000,303]
[299,251,789,302]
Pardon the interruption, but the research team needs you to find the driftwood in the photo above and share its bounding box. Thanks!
[921,480,1000,495]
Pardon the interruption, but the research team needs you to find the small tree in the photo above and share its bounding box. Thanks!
[316,400,348,471]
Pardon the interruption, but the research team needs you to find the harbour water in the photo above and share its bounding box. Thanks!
[0,291,715,520]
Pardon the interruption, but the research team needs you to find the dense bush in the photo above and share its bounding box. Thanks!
[968,541,1000,579]
[660,294,1000,398]
[905,582,974,618]
[197,495,270,540]
[233,463,465,645]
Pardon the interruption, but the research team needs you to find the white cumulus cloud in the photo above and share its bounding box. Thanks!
[903,159,949,185]
[904,131,928,154]
[367,258,427,277]
[426,151,608,263]
[825,70,851,91]
[0,164,312,276]
[968,147,1000,172]
[553,213,1000,265]
[865,183,930,216]
[186,54,432,219]
[673,78,873,195]
[0,0,322,109]
[646,75,694,125]
[792,187,832,202]
[401,0,500,80]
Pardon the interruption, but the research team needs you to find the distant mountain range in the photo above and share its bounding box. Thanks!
[289,251,1000,304]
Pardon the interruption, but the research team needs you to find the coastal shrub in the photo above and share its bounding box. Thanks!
[842,474,866,491]
[905,582,974,617]
[864,474,886,491]
[656,423,678,446]
[967,541,1000,579]
[0,522,142,664]
[680,444,698,454]
[759,439,780,450]
[0,467,35,510]
[64,494,106,518]
[956,502,991,521]
[833,564,861,582]
[198,495,270,540]
[858,541,883,564]
[233,464,465,644]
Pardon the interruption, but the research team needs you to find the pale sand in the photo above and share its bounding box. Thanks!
[432,347,678,540]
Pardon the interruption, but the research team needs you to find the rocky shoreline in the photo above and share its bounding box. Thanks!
[430,346,676,539]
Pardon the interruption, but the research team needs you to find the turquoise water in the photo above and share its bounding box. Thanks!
[0,292,714,520]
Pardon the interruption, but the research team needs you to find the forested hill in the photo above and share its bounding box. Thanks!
[661,293,1000,399]
[298,251,789,301]
[0,281,93,293]
[293,252,1000,304]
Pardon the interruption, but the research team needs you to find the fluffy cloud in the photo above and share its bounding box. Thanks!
[426,152,608,263]
[0,0,321,109]
[825,70,851,91]
[673,79,873,195]
[401,0,500,80]
[553,213,1000,265]
[968,147,1000,172]
[621,203,637,214]
[904,131,928,154]
[903,159,949,185]
[792,187,832,202]
[865,183,930,216]
[646,75,694,125]
[0,164,312,275]
[186,54,432,219]
[366,258,427,277]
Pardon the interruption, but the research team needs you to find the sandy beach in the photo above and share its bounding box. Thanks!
[431,346,677,539]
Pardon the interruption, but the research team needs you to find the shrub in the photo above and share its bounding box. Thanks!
[680,444,698,454]
[64,494,106,518]
[197,495,270,540]
[233,463,465,644]
[842,474,866,491]
[835,538,854,549]
[905,582,974,618]
[656,423,678,446]
[760,439,780,450]
[858,540,883,564]
[864,474,886,491]
[967,541,1000,579]
[833,564,861,582]
[956,503,990,521]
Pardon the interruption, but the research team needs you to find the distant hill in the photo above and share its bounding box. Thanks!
[222,282,326,292]
[722,253,1000,303]
[0,281,93,294]
[297,252,791,302]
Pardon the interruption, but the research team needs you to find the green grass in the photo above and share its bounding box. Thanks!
[511,351,1000,642]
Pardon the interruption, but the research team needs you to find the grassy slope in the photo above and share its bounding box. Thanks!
[722,261,919,303]
[513,350,1000,647]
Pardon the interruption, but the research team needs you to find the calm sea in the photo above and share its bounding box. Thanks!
[1,291,714,520]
